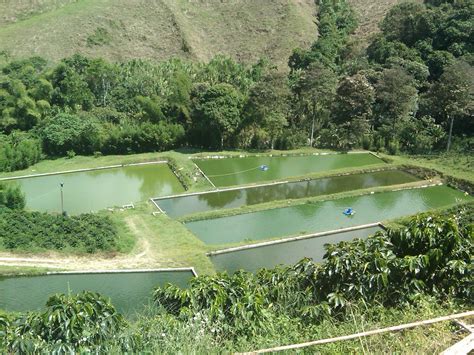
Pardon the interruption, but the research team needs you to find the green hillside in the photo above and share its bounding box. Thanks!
[0,0,317,67]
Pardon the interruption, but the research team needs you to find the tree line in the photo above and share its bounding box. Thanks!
[0,0,472,172]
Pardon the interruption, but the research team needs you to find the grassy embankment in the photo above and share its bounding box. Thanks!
[126,298,469,353]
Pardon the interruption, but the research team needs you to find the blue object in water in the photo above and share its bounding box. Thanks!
[260,165,269,171]
[343,208,355,216]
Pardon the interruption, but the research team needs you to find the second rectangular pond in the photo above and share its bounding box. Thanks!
[185,185,471,245]
[155,170,419,218]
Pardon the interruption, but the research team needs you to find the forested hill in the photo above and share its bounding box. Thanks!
[0,0,317,67]
[0,0,414,66]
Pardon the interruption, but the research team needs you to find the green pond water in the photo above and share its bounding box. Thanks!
[186,185,471,245]
[194,153,384,187]
[11,163,184,215]
[156,170,418,218]
[0,271,193,316]
[211,226,382,273]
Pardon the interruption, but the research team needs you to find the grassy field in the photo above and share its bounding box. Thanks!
[0,0,317,68]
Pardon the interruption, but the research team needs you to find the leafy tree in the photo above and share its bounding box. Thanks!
[380,2,428,46]
[331,73,375,148]
[49,63,93,110]
[0,182,25,209]
[191,83,244,149]
[424,60,473,151]
[0,132,42,172]
[6,292,125,352]
[292,63,338,146]
[40,113,103,155]
[135,95,166,123]
[373,67,418,146]
[242,72,290,149]
[167,69,192,125]
[398,115,445,153]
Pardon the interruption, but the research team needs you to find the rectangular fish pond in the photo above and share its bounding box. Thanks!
[4,163,184,215]
[185,185,472,245]
[194,152,384,187]
[209,225,383,273]
[0,269,195,316]
[155,170,419,218]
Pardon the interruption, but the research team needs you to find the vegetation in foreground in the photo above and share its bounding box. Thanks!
[0,213,472,353]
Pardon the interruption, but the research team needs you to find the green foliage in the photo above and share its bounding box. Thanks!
[3,292,126,353]
[0,182,25,209]
[40,112,103,156]
[191,83,244,149]
[289,0,357,71]
[154,214,473,337]
[0,132,42,172]
[87,27,112,47]
[241,72,290,149]
[0,209,120,253]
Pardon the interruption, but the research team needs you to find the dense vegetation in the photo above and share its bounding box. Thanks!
[0,182,24,209]
[0,212,472,352]
[0,0,472,172]
[0,208,120,253]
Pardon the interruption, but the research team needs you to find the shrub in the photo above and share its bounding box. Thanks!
[0,209,119,253]
[4,292,125,353]
[0,183,25,209]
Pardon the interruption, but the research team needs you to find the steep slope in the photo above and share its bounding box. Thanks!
[0,0,317,67]
[349,0,424,42]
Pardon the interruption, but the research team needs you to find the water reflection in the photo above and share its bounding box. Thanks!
[14,164,184,215]
[157,170,419,218]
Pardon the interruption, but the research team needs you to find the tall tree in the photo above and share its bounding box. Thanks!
[292,63,338,146]
[243,72,290,149]
[425,60,473,151]
[331,73,375,149]
[191,83,244,149]
[374,67,418,142]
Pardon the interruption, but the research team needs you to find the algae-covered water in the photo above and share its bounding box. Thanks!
[156,170,418,218]
[12,163,184,215]
[194,153,384,187]
[186,185,471,245]
[0,270,193,316]
[210,226,382,273]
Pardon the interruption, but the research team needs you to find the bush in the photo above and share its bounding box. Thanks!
[0,132,42,172]
[0,209,120,253]
[154,213,473,337]
[40,113,104,156]
[3,292,125,353]
[0,183,25,209]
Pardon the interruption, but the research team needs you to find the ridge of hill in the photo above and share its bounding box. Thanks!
[0,0,422,66]
[0,0,317,67]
